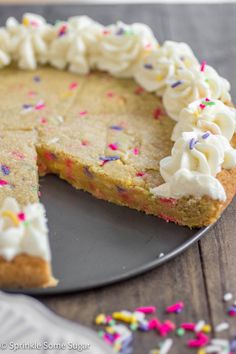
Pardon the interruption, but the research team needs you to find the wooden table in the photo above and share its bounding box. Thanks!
[1,3,236,353]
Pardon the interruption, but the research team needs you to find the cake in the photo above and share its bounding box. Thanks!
[0,13,236,288]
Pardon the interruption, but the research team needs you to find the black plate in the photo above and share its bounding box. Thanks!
[7,175,211,295]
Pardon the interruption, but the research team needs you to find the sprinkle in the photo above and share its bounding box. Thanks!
[159,339,173,354]
[202,324,211,333]
[189,138,198,150]
[17,212,26,222]
[205,101,216,106]
[135,306,156,314]
[116,186,126,193]
[171,80,183,88]
[215,322,229,332]
[200,60,207,72]
[35,100,45,110]
[1,165,10,176]
[202,132,210,139]
[108,143,118,151]
[181,323,196,331]
[159,197,177,206]
[106,91,115,98]
[44,151,56,161]
[33,76,41,82]
[159,213,177,224]
[79,110,88,116]
[133,148,139,155]
[136,171,145,177]
[40,117,48,124]
[188,332,209,348]
[102,29,111,35]
[223,292,233,302]
[134,86,145,95]
[69,82,78,90]
[144,63,153,70]
[227,306,236,316]
[153,108,162,120]
[12,151,25,160]
[95,314,106,325]
[83,166,93,179]
[199,103,206,110]
[2,210,20,226]
[176,328,185,336]
[230,337,236,351]
[109,125,124,131]
[47,137,59,145]
[116,28,125,35]
[0,179,9,186]
[148,318,162,330]
[28,90,37,96]
[195,320,206,333]
[81,139,89,146]
[100,156,120,165]
[166,301,184,314]
[58,24,67,37]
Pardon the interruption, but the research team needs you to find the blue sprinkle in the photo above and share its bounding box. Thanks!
[33,76,41,82]
[83,166,93,179]
[171,80,183,88]
[116,186,126,193]
[100,156,120,162]
[116,28,125,35]
[1,164,10,176]
[109,125,124,131]
[202,132,210,139]
[144,63,153,70]
[22,104,33,109]
[189,138,198,150]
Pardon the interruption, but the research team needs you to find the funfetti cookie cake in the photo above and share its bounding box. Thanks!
[0,13,236,288]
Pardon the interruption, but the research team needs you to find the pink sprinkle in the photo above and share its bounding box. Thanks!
[69,82,78,90]
[133,148,139,155]
[145,43,152,50]
[136,306,156,314]
[18,212,26,221]
[134,86,145,95]
[199,103,206,110]
[0,179,8,186]
[164,320,176,331]
[148,318,162,330]
[103,333,113,345]
[44,151,56,161]
[35,101,45,110]
[12,151,25,160]
[106,91,115,98]
[28,90,37,96]
[166,301,184,313]
[159,213,178,224]
[136,171,145,177]
[108,143,118,151]
[81,139,89,146]
[153,107,162,120]
[200,60,207,72]
[79,111,88,116]
[205,97,210,101]
[40,117,48,124]
[103,30,111,35]
[159,197,177,206]
[181,323,196,331]
[188,332,209,348]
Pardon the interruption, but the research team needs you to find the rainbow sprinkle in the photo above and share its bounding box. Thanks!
[1,165,10,176]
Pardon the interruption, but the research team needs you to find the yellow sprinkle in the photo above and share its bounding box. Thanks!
[60,91,73,100]
[194,110,199,118]
[112,312,134,323]
[202,324,212,333]
[22,17,30,26]
[95,313,106,325]
[156,74,163,82]
[2,210,20,227]
[105,327,115,334]
[197,349,206,354]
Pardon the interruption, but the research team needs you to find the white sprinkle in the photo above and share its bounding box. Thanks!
[47,137,59,145]
[211,339,229,347]
[194,320,205,332]
[133,311,145,321]
[223,292,233,302]
[215,322,229,332]
[55,115,64,123]
[160,339,173,354]
[159,253,165,258]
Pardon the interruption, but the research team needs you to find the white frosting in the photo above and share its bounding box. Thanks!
[151,131,236,201]
[0,28,11,67]
[6,13,52,70]
[49,16,103,74]
[0,197,51,262]
[134,40,198,96]
[96,21,157,78]
[151,169,226,201]
[172,98,236,141]
[163,65,231,121]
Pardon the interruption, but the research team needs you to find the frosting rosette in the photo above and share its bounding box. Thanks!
[49,16,103,73]
[0,197,51,261]
[0,28,11,68]
[172,98,236,141]
[96,21,157,78]
[151,131,236,201]
[6,13,53,70]
[163,64,231,121]
[134,40,198,96]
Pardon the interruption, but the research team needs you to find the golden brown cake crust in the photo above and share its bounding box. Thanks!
[0,255,57,288]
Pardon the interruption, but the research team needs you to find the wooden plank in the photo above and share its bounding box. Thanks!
[42,242,210,354]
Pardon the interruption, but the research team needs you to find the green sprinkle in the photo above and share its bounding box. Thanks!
[97,330,104,338]
[24,221,30,227]
[108,319,116,326]
[205,78,209,82]
[176,328,185,336]
[205,101,216,106]
[130,322,138,331]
